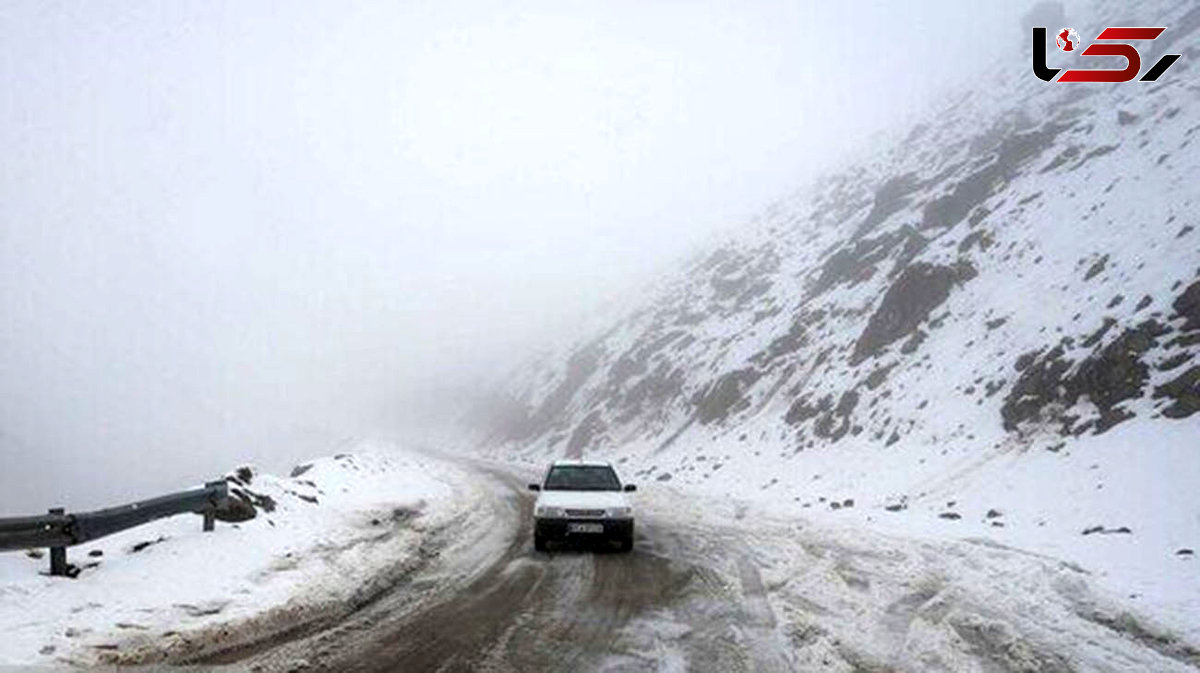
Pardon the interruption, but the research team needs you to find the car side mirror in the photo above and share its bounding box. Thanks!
[528,483,541,492]
[623,484,637,492]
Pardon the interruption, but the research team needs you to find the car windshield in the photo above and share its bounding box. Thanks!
[543,465,621,491]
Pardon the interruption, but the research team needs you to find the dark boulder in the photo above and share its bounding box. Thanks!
[212,495,257,523]
[213,484,277,523]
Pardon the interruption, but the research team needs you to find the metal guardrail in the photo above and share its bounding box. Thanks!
[0,480,228,577]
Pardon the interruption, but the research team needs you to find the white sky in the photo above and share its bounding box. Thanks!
[0,0,1036,510]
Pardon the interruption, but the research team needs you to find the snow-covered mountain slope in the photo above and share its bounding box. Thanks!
[478,0,1200,629]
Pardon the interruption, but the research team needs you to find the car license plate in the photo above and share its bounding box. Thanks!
[567,522,604,534]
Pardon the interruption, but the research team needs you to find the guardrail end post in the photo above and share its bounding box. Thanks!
[202,480,224,533]
[48,508,67,577]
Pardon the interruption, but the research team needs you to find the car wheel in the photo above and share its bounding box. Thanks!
[534,533,548,552]
[618,534,633,553]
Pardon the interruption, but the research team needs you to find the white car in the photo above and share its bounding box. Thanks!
[528,460,637,552]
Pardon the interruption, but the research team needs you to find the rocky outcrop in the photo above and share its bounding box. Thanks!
[1154,366,1200,419]
[852,261,976,365]
[694,369,761,425]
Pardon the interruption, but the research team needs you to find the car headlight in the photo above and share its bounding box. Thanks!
[608,506,632,518]
[535,506,563,518]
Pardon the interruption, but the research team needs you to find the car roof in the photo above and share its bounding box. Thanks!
[549,459,613,467]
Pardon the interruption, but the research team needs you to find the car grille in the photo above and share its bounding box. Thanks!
[564,509,605,518]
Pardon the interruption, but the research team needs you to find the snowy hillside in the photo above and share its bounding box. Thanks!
[478,0,1200,629]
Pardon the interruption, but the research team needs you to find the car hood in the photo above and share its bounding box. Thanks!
[536,490,630,509]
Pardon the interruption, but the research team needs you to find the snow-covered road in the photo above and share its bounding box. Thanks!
[227,459,1200,673]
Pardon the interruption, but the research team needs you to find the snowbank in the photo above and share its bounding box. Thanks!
[0,442,485,667]
[594,413,1200,641]
[629,478,1200,672]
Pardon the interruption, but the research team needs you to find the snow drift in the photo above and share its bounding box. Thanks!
[0,444,487,667]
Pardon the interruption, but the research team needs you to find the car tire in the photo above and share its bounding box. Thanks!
[534,533,548,552]
[618,534,633,553]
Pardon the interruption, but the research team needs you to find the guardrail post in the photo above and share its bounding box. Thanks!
[48,508,67,577]
[202,480,222,532]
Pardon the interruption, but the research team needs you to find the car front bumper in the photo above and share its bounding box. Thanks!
[535,517,633,540]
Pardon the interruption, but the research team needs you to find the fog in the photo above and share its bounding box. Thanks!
[1,1,1036,511]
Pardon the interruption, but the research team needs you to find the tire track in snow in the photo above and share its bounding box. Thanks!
[214,461,1200,673]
